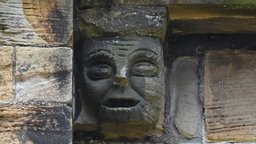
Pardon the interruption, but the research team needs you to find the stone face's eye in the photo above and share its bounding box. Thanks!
[87,64,112,80]
[131,61,158,77]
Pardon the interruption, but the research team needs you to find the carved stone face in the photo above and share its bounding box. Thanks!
[82,36,165,126]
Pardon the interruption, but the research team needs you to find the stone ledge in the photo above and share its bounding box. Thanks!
[77,0,256,7]
[78,5,167,40]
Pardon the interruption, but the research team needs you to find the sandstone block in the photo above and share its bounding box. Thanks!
[0,46,13,101]
[78,0,167,8]
[169,5,256,34]
[16,47,72,103]
[77,0,256,7]
[0,0,72,46]
[78,6,167,39]
[172,57,201,139]
[204,50,256,142]
[0,105,72,144]
[77,0,110,8]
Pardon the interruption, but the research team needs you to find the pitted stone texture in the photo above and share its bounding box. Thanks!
[0,46,13,100]
[79,6,167,39]
[172,57,201,139]
[0,105,72,144]
[16,47,72,103]
[204,50,256,142]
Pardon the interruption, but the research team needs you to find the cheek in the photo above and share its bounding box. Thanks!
[144,77,165,107]
[129,76,146,91]
[130,76,164,107]
[130,76,164,97]
[83,70,113,103]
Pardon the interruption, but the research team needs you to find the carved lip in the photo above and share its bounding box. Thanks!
[102,98,140,109]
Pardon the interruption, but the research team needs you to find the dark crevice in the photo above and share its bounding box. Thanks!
[102,98,140,108]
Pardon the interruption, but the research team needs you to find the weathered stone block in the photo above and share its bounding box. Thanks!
[113,0,167,5]
[0,46,13,101]
[0,105,72,144]
[0,0,72,46]
[172,57,201,139]
[78,6,167,40]
[204,50,256,142]
[169,5,256,34]
[16,47,72,103]
[77,0,256,7]
[77,0,167,8]
[77,0,111,8]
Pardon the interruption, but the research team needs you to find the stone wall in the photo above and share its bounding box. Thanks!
[0,0,73,143]
[0,0,256,143]
[74,0,256,143]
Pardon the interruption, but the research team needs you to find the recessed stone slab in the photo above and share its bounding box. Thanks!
[0,46,13,101]
[78,6,167,39]
[204,50,256,142]
[172,57,201,139]
[16,47,72,103]
[0,105,72,144]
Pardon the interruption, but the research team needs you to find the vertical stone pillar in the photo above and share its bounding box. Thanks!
[0,0,73,143]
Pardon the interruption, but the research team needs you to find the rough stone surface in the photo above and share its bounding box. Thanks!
[169,5,256,34]
[0,0,72,46]
[16,47,72,103]
[0,46,13,101]
[172,57,201,139]
[113,0,167,5]
[77,0,256,6]
[77,0,111,8]
[177,0,256,4]
[77,0,167,8]
[204,50,256,142]
[78,6,167,39]
[0,105,72,144]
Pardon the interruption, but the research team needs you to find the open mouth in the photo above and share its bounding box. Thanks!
[102,98,140,108]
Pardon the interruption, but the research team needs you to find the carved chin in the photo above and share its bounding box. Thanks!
[99,100,159,123]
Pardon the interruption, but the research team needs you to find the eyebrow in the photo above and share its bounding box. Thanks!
[86,49,115,61]
[129,48,158,57]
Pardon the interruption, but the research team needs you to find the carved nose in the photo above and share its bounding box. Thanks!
[113,77,128,87]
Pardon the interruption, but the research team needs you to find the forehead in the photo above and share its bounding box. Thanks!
[84,36,162,55]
